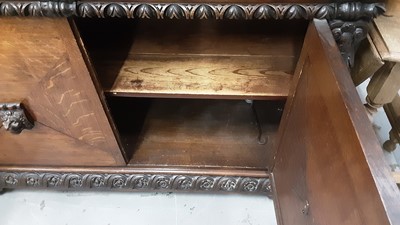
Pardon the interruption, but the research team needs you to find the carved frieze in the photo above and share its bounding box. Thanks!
[0,172,272,195]
[0,0,76,17]
[0,1,385,21]
[0,103,34,134]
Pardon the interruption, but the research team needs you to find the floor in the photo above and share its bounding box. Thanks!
[0,190,276,225]
[0,82,399,225]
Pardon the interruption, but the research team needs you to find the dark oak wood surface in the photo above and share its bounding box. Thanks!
[273,19,400,225]
[0,18,125,166]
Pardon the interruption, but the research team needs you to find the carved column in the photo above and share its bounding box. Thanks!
[327,2,385,68]
[330,20,369,68]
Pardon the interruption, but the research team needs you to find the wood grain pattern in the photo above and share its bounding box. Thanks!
[273,19,400,225]
[0,18,66,102]
[0,123,118,166]
[24,56,113,150]
[0,18,125,166]
[85,20,303,99]
[123,99,281,169]
[60,18,125,163]
[108,55,292,99]
[0,165,269,178]
[68,19,129,161]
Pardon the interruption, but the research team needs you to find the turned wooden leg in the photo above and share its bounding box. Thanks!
[383,94,400,151]
[366,62,400,110]
[366,62,400,151]
[383,129,399,152]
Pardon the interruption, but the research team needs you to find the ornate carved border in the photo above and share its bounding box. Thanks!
[0,1,384,20]
[0,172,272,195]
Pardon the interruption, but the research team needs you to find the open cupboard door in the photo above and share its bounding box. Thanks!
[0,18,125,166]
[272,19,400,225]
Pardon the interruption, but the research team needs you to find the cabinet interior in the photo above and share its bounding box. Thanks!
[107,97,284,169]
[75,18,308,171]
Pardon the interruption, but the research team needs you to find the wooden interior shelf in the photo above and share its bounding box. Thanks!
[107,55,293,99]
[78,19,306,99]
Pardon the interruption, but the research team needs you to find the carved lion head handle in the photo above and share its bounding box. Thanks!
[0,103,34,134]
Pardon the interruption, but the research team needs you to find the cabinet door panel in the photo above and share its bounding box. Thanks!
[0,18,125,166]
[273,19,400,225]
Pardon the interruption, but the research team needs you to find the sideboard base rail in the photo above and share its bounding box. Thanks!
[0,167,272,195]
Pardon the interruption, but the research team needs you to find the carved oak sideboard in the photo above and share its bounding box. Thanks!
[0,1,399,224]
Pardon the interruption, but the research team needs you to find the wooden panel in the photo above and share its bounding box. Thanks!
[273,19,400,225]
[23,52,120,157]
[352,35,384,86]
[0,124,117,166]
[107,55,292,99]
[0,18,125,166]
[0,18,66,102]
[121,20,303,56]
[121,99,281,169]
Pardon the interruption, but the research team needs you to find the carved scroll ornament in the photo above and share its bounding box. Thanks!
[0,103,34,134]
[0,172,272,196]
